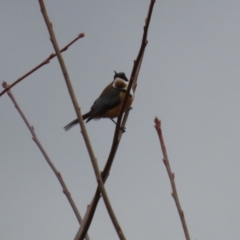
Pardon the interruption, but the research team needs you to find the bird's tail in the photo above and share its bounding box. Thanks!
[64,119,79,131]
[64,112,91,131]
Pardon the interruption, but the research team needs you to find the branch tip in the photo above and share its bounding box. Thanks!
[5,84,85,231]
[154,115,191,240]
[0,33,84,97]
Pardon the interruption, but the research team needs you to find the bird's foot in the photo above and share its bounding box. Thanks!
[110,118,126,133]
[120,126,126,133]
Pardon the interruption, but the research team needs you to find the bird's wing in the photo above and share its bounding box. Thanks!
[88,88,121,119]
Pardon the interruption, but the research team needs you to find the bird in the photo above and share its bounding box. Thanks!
[64,71,134,131]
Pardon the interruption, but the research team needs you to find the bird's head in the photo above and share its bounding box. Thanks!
[114,71,128,82]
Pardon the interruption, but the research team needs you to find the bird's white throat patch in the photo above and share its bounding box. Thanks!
[112,77,134,96]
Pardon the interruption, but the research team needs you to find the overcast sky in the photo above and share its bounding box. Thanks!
[1,1,240,239]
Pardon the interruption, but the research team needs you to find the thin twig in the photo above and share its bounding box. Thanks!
[0,33,84,97]
[2,82,90,240]
[154,117,191,240]
[75,1,156,239]
[38,1,126,239]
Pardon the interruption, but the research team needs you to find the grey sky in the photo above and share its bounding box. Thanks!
[1,0,240,239]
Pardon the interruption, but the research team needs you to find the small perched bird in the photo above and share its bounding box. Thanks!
[64,71,134,131]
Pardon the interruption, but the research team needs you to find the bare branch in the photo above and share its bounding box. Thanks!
[154,117,191,240]
[38,1,125,239]
[2,82,90,240]
[75,1,156,239]
[0,33,84,97]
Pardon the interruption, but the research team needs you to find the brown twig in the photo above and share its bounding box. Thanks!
[38,1,126,239]
[154,117,191,240]
[0,33,84,97]
[2,82,90,240]
[74,1,156,239]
